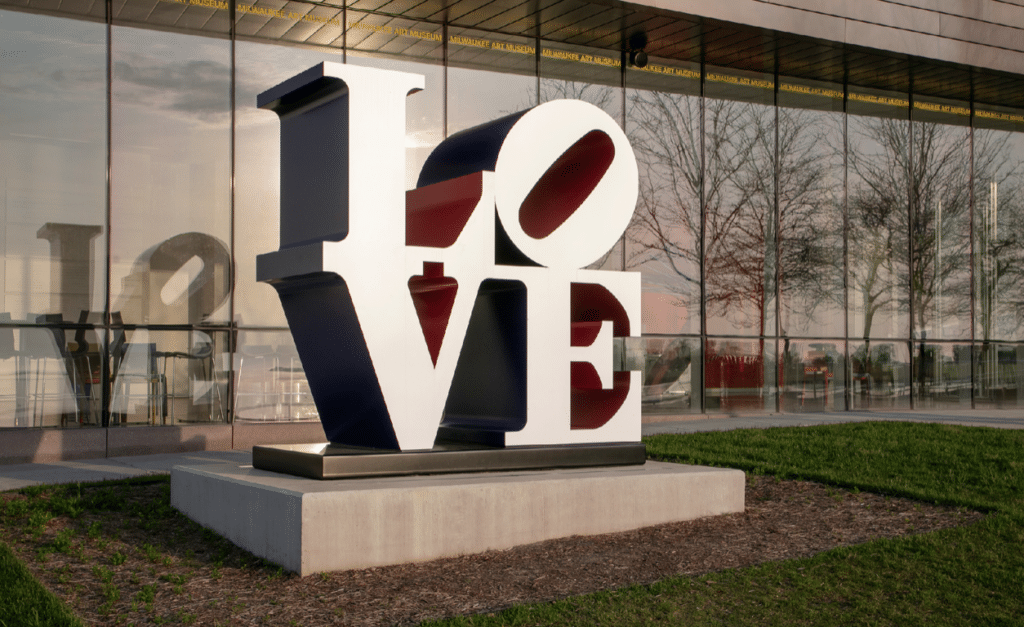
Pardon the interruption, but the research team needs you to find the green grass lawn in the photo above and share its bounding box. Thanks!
[0,538,83,627]
[1,421,1023,627]
[422,422,1024,627]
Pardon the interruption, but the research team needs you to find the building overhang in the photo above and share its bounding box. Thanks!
[5,0,1024,109]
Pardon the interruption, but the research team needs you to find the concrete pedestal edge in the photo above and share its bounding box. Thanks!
[171,460,744,576]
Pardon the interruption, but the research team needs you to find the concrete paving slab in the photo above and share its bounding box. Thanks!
[0,462,155,492]
[0,450,252,492]
[110,450,254,474]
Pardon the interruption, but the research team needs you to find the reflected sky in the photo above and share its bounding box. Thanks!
[110,25,231,325]
[0,10,106,320]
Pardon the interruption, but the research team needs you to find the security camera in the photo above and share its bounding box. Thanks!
[627,31,648,68]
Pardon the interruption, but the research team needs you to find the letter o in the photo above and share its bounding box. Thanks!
[493,100,637,270]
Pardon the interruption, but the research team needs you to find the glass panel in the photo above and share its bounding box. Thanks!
[911,97,972,340]
[849,339,911,410]
[110,27,232,326]
[0,0,105,19]
[912,342,972,408]
[704,67,777,337]
[235,0,343,47]
[114,0,231,35]
[234,329,318,422]
[0,322,102,428]
[847,87,911,340]
[447,28,537,135]
[780,339,845,412]
[0,11,107,324]
[973,105,1024,343]
[625,58,701,335]
[705,337,776,413]
[539,40,621,119]
[974,343,1024,408]
[777,78,845,338]
[109,328,230,425]
[347,10,441,68]
[639,336,699,415]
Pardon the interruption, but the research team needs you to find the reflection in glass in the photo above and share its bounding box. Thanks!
[777,83,845,338]
[847,96,910,339]
[849,340,910,409]
[974,112,1024,343]
[0,11,107,323]
[4,5,1024,430]
[780,339,845,412]
[447,29,537,134]
[625,61,701,334]
[703,69,777,337]
[234,330,318,422]
[0,323,102,428]
[974,344,1024,408]
[639,336,699,415]
[705,338,776,413]
[540,41,621,121]
[110,27,232,325]
[910,101,972,341]
[109,329,229,425]
[347,10,441,65]
[912,342,972,408]
[234,1,342,47]
[115,0,231,34]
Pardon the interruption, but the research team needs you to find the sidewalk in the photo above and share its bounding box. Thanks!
[0,450,251,492]
[1,410,1020,491]
[642,409,1024,435]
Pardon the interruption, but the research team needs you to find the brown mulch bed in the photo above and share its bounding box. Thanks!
[1,475,982,626]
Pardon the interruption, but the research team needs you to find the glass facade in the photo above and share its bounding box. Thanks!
[0,0,1022,436]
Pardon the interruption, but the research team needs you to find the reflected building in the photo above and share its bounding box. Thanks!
[1,0,1023,462]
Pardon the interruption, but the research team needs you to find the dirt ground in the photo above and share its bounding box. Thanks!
[0,474,982,626]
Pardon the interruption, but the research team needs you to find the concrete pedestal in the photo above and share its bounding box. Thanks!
[170,460,744,576]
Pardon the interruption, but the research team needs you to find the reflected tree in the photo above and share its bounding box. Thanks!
[849,118,1024,342]
[973,129,1024,398]
[974,130,1024,343]
[626,92,837,336]
[848,118,974,340]
[847,117,909,341]
[626,90,702,305]
[908,121,971,340]
[849,115,1024,401]
[540,79,618,113]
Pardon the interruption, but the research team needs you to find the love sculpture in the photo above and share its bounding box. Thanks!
[255,62,642,468]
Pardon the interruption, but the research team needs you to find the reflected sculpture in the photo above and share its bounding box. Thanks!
[36,223,103,321]
[257,63,641,451]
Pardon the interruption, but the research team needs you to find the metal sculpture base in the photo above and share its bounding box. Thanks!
[252,441,647,480]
